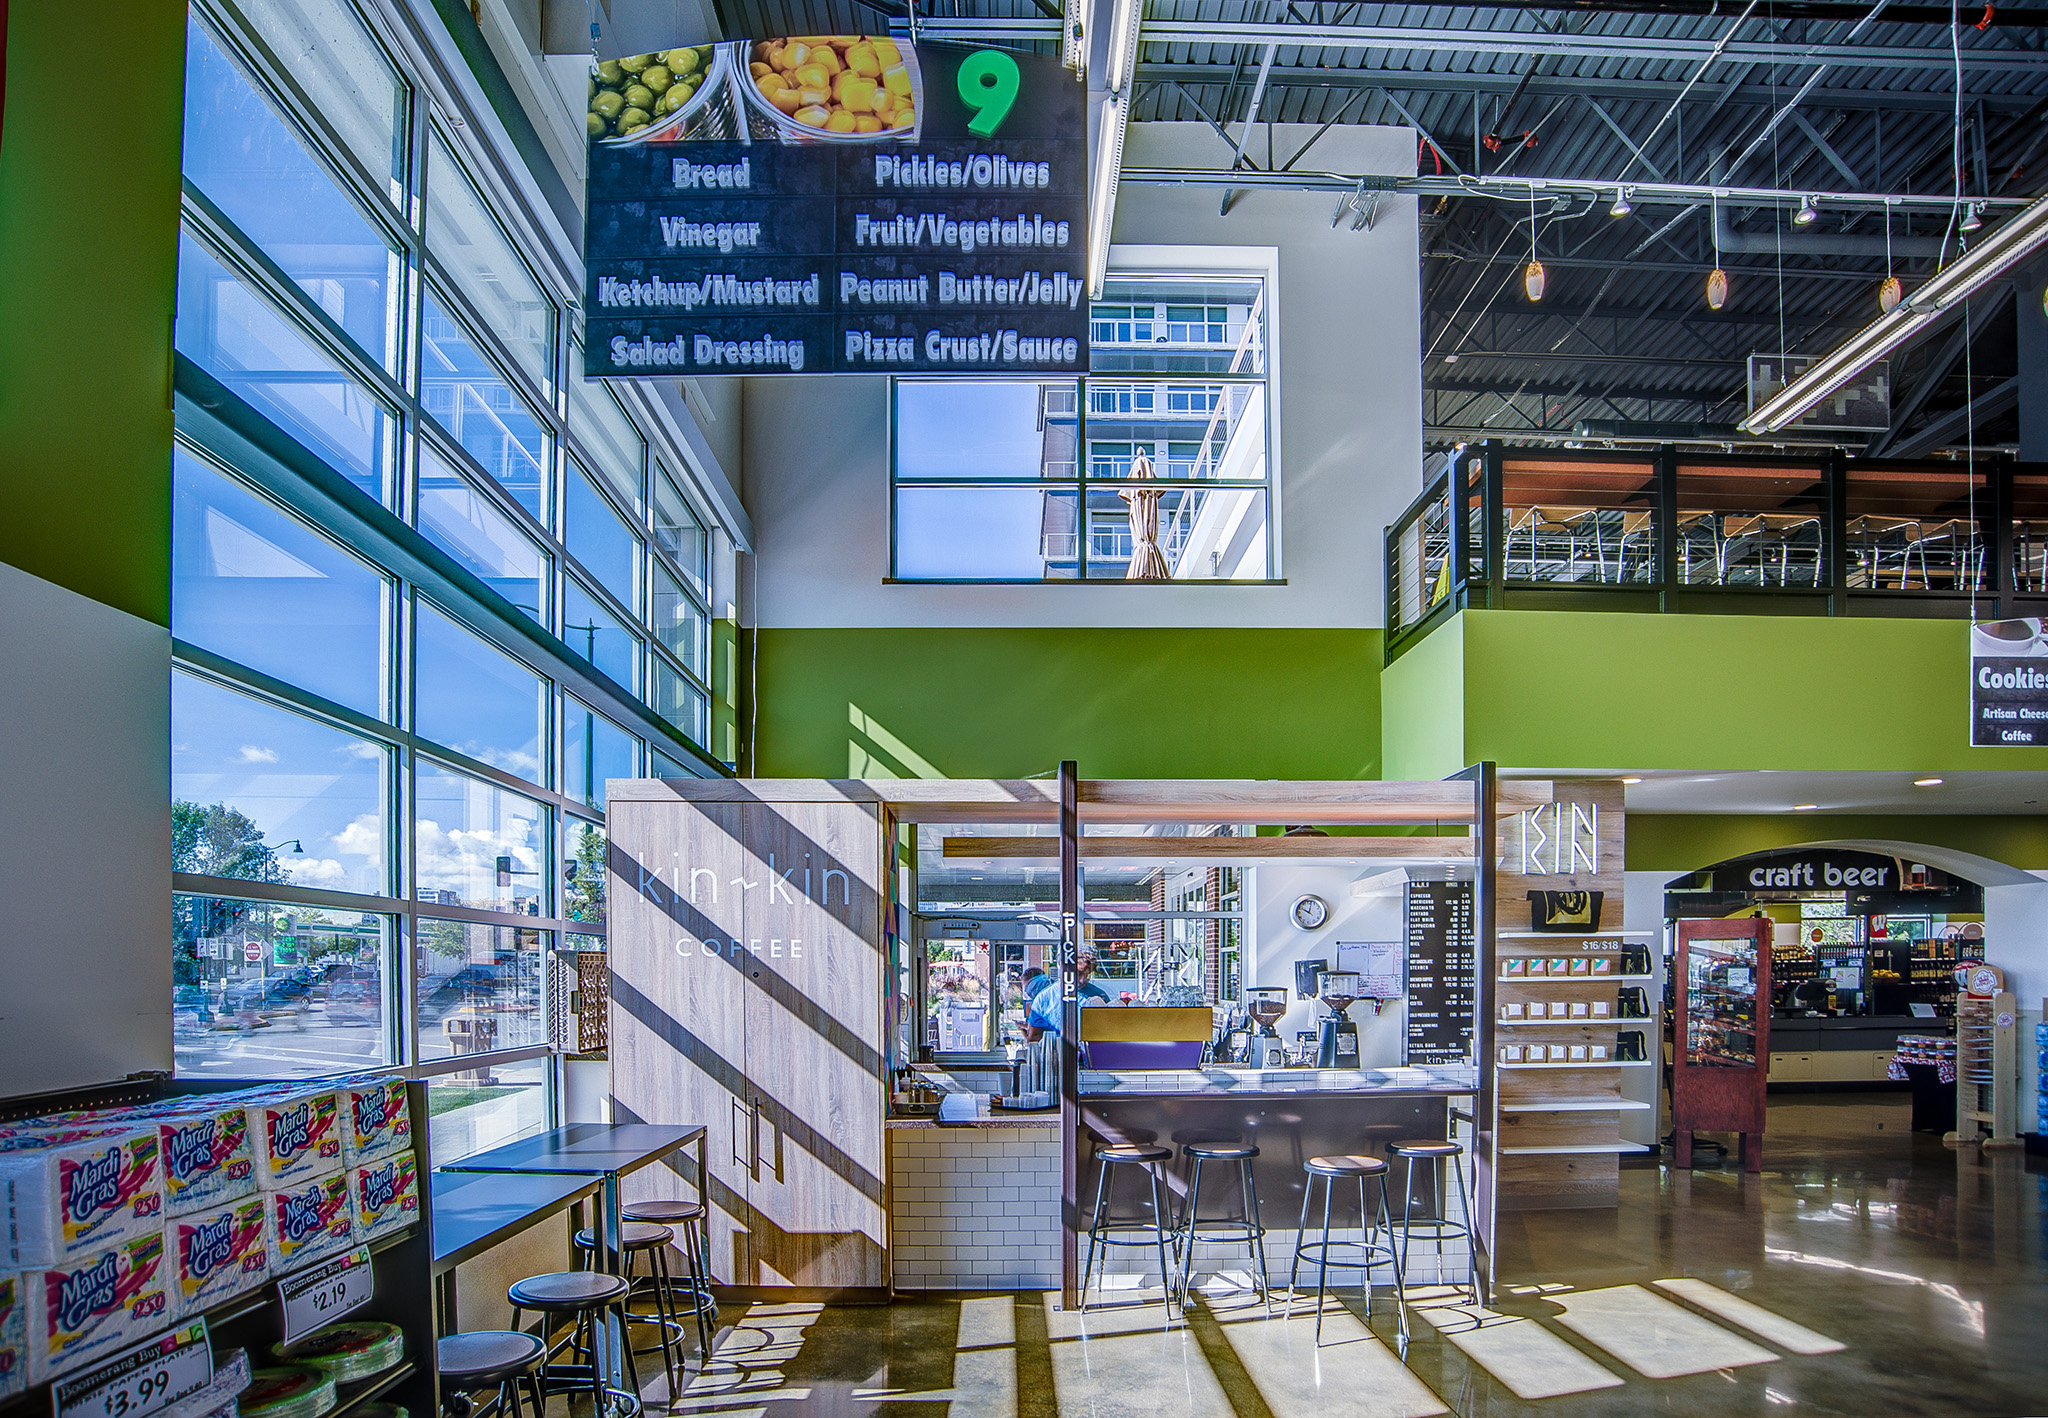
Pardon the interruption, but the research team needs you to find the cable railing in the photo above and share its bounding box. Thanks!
[1384,441,2041,661]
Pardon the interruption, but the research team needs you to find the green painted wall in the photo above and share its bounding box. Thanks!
[755,627,1383,780]
[0,0,185,624]
[1627,813,2048,872]
[1386,609,2048,774]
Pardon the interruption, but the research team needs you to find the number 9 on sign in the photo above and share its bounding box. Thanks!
[957,50,1020,136]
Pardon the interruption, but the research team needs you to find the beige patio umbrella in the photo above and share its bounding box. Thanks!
[1119,449,1171,579]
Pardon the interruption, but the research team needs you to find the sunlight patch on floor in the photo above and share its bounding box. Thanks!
[1653,1279,1846,1355]
[1549,1285,1779,1379]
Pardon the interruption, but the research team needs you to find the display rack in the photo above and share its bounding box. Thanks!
[1672,918,1771,1171]
[0,1079,437,1418]
[1948,969,2020,1147]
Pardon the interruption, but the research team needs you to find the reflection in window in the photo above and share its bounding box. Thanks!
[564,697,638,809]
[652,563,706,677]
[565,458,641,613]
[426,133,555,395]
[415,920,546,1061]
[1090,277,1266,374]
[654,658,709,746]
[896,486,1079,579]
[174,671,389,896]
[414,603,547,785]
[653,470,708,589]
[563,577,642,692]
[184,17,399,370]
[562,818,608,924]
[415,762,546,914]
[419,289,550,524]
[426,1057,547,1164]
[173,894,392,1078]
[570,345,646,510]
[234,0,409,202]
[176,230,395,506]
[415,443,549,622]
[173,446,390,716]
[895,381,1077,479]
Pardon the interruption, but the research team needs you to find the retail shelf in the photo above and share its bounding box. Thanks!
[1500,1100,1653,1111]
[1496,975,1655,983]
[1499,1017,1624,1026]
[1501,1143,1654,1155]
[1497,931,1655,939]
[1500,1060,1657,1069]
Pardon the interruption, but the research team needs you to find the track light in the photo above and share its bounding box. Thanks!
[1707,268,1729,310]
[1610,186,1634,218]
[1961,202,1984,233]
[1742,187,2048,434]
[1794,196,1819,227]
[1525,259,1546,302]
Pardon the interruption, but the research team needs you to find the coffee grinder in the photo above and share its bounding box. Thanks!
[1315,971,1363,1067]
[1243,988,1289,1067]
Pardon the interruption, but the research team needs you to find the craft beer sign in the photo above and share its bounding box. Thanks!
[584,35,1087,375]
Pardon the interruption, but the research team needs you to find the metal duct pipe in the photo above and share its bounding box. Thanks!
[1714,207,1948,257]
[1428,0,2048,24]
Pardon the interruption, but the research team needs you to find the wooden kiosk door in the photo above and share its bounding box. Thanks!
[1672,917,1771,1171]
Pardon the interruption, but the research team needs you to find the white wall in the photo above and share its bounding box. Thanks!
[1621,871,1672,1148]
[744,122,1421,629]
[1243,864,1409,1063]
[0,561,172,1096]
[1985,873,2048,1134]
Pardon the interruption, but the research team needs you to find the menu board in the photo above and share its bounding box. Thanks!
[584,36,1087,376]
[1404,882,1475,1065]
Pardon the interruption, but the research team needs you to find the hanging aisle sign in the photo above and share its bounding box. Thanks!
[1969,617,2048,745]
[584,36,1087,376]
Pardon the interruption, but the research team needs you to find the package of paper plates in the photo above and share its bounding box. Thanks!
[274,1321,404,1383]
[241,1365,338,1418]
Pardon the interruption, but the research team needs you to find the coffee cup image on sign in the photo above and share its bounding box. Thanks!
[741,36,923,141]
[589,44,733,143]
[1972,616,2045,656]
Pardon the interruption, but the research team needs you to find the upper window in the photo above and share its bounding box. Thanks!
[425,133,556,396]
[232,0,408,204]
[414,442,550,623]
[419,288,551,523]
[413,602,548,786]
[570,347,647,513]
[889,271,1272,582]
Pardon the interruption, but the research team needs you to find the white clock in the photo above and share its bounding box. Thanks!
[1292,894,1330,930]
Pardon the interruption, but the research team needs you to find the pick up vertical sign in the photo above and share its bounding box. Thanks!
[1969,617,2048,745]
[584,36,1087,377]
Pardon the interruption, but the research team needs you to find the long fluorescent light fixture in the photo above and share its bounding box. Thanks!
[1088,94,1129,299]
[1105,0,1142,93]
[1742,190,2048,434]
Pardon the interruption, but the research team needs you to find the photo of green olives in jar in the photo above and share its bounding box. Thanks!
[588,45,716,141]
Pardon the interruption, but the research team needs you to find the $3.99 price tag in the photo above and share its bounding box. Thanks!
[53,1321,214,1418]
[278,1246,374,1346]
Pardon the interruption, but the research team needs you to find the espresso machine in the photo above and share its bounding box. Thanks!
[1243,987,1289,1067]
[1315,971,1363,1067]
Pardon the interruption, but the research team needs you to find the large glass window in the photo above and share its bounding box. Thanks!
[415,443,550,622]
[414,603,547,785]
[233,0,408,202]
[419,289,551,523]
[563,698,638,810]
[565,459,641,613]
[653,470,708,589]
[176,230,396,507]
[174,895,394,1078]
[890,273,1272,581]
[173,671,390,896]
[426,1057,547,1164]
[425,133,555,395]
[570,346,646,510]
[414,921,547,1060]
[173,445,390,717]
[184,16,400,371]
[563,577,642,691]
[651,563,706,678]
[561,818,607,925]
[415,762,547,914]
[654,659,709,746]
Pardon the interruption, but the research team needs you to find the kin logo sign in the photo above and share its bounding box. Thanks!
[1516,803,1599,876]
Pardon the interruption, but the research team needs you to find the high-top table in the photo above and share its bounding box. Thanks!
[442,1124,707,1413]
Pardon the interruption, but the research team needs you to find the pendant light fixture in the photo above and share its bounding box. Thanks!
[1879,201,1903,314]
[1524,187,1546,301]
[1794,195,1820,227]
[1961,201,1984,233]
[1706,192,1728,311]
[1609,186,1634,218]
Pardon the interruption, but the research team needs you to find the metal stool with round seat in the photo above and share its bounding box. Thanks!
[507,1269,639,1415]
[1080,1143,1178,1312]
[437,1331,546,1418]
[1287,1155,1410,1349]
[1173,1143,1269,1309]
[1387,1139,1478,1305]
[573,1222,685,1394]
[621,1200,716,1364]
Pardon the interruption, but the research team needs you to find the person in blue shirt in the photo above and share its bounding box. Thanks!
[1024,952,1108,1039]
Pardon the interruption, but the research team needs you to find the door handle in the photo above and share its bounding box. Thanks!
[732,1096,753,1171]
[754,1099,782,1183]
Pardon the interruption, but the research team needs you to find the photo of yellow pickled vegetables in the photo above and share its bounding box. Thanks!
[748,36,918,137]
[589,45,717,141]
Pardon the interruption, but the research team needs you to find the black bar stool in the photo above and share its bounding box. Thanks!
[574,1221,685,1394]
[1174,1143,1269,1309]
[1387,1139,1478,1305]
[507,1269,639,1414]
[1288,1155,1410,1350]
[621,1199,716,1363]
[437,1331,545,1418]
[1080,1143,1177,1312]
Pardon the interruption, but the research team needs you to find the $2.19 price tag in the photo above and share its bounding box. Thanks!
[278,1246,374,1345]
[52,1321,214,1418]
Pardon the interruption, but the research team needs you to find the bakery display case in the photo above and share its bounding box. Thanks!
[1672,917,1772,1170]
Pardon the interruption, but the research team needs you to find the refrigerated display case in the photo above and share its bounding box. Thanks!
[1673,917,1771,1170]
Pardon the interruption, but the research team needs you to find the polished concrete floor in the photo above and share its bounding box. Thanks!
[648,1092,2045,1418]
